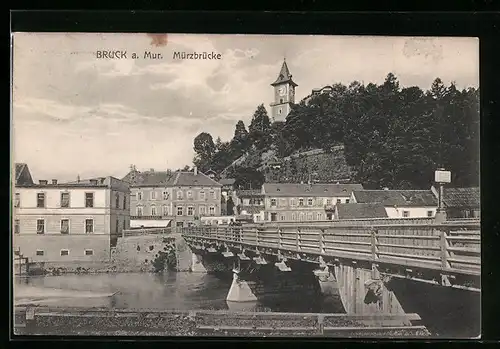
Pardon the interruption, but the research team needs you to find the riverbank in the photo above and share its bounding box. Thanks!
[14,307,430,337]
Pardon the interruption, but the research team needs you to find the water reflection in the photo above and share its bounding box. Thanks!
[14,271,344,313]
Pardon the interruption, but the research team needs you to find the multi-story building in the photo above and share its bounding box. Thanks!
[122,167,175,228]
[351,189,438,218]
[261,183,364,222]
[122,166,222,228]
[236,189,265,222]
[13,164,130,262]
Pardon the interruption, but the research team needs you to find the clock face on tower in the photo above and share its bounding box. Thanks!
[278,86,286,96]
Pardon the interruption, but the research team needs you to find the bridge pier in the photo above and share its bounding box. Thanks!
[190,253,207,273]
[226,270,258,302]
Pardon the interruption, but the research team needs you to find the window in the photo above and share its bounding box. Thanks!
[176,221,184,228]
[14,193,20,207]
[123,196,127,210]
[116,218,119,233]
[136,206,143,217]
[307,198,313,206]
[336,199,341,204]
[270,213,277,221]
[280,215,285,221]
[271,199,277,207]
[60,249,69,256]
[209,206,215,216]
[292,213,297,221]
[177,206,183,216]
[177,190,183,199]
[137,192,143,200]
[187,191,193,199]
[345,199,350,204]
[85,193,94,208]
[59,192,70,208]
[317,213,322,221]
[299,198,304,206]
[151,205,157,216]
[187,206,194,216]
[116,194,120,208]
[60,219,70,234]
[84,249,94,256]
[151,191,157,200]
[403,211,410,218]
[199,191,205,200]
[36,219,45,234]
[210,191,216,200]
[163,191,169,200]
[278,108,282,114]
[36,250,44,256]
[280,98,284,103]
[427,210,433,217]
[199,206,206,215]
[300,213,305,221]
[307,213,313,221]
[326,199,332,205]
[14,219,20,234]
[290,198,296,206]
[163,205,169,216]
[37,193,45,208]
[85,219,94,234]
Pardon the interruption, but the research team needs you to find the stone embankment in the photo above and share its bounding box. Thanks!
[14,307,430,337]
[23,234,193,276]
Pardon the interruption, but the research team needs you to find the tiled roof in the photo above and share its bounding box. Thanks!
[263,183,364,197]
[336,203,388,219]
[173,171,222,187]
[443,187,480,208]
[14,163,34,186]
[271,60,298,87]
[353,190,437,207]
[122,170,175,187]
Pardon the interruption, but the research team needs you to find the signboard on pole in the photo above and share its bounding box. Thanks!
[435,170,451,184]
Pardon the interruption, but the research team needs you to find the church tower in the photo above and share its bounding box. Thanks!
[270,58,298,122]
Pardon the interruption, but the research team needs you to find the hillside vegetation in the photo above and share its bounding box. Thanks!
[192,73,479,190]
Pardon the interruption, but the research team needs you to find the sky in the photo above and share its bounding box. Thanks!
[11,33,479,182]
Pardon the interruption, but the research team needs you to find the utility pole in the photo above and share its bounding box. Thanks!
[435,168,451,223]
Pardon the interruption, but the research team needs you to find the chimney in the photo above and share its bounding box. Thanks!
[194,166,198,176]
[99,177,106,184]
[77,175,81,183]
[89,179,98,185]
[51,179,58,185]
[39,180,48,185]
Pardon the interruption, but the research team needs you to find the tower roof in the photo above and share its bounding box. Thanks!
[271,59,298,87]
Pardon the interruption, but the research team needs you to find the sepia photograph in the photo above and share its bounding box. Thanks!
[11,33,480,338]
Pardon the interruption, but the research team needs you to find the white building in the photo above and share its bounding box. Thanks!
[13,166,130,262]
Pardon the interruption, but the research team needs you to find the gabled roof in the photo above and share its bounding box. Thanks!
[441,187,480,208]
[14,163,34,186]
[122,170,175,187]
[336,203,388,219]
[271,59,298,87]
[172,171,222,187]
[353,190,437,207]
[263,183,364,197]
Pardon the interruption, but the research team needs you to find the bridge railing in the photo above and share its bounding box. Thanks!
[182,221,480,276]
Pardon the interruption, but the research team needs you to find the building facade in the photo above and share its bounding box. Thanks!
[351,190,438,219]
[122,166,222,228]
[269,59,298,122]
[431,186,480,219]
[261,183,364,222]
[13,170,130,263]
[236,189,265,222]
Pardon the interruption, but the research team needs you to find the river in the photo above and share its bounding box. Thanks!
[14,271,345,313]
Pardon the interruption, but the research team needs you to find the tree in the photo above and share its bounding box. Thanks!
[230,120,250,158]
[230,166,265,189]
[226,196,235,216]
[249,104,272,149]
[193,132,216,172]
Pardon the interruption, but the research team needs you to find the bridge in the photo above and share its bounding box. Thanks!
[181,218,480,333]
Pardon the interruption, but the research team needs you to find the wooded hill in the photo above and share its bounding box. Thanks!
[192,73,479,190]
